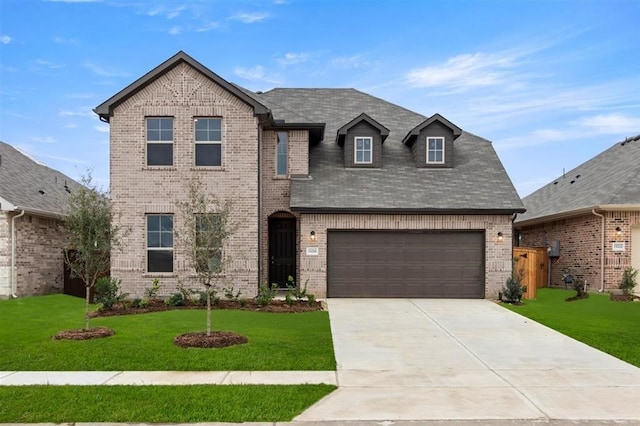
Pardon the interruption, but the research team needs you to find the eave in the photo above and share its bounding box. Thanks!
[514,204,640,228]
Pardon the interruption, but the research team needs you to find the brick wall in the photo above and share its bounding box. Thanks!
[298,213,513,298]
[0,213,10,297]
[259,129,309,285]
[518,210,640,291]
[110,62,261,297]
[9,213,65,296]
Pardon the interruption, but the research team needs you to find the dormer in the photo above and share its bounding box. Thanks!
[336,113,389,168]
[402,113,461,168]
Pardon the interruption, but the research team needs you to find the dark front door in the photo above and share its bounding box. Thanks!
[269,218,296,288]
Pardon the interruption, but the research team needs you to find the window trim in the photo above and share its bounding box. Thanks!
[276,131,288,177]
[354,136,373,165]
[426,136,445,164]
[146,214,174,273]
[193,117,223,167]
[146,117,174,166]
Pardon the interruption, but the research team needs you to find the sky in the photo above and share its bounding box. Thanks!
[1,0,639,197]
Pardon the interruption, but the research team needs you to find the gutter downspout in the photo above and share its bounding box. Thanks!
[257,123,262,290]
[10,209,25,298]
[592,209,605,292]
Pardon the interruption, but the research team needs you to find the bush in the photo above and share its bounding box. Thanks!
[165,292,185,306]
[256,283,278,306]
[501,275,526,304]
[94,277,128,310]
[223,285,242,301]
[620,267,638,296]
[145,278,160,300]
[131,298,143,308]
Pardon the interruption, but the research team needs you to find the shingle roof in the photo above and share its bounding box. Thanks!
[516,134,640,225]
[257,88,524,212]
[0,142,83,216]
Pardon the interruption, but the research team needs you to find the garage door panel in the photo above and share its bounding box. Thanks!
[328,231,485,298]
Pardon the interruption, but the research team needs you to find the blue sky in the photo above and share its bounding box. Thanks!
[1,0,639,196]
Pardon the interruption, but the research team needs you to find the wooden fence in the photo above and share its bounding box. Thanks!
[514,247,548,299]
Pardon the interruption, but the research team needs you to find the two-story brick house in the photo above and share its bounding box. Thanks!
[95,51,524,299]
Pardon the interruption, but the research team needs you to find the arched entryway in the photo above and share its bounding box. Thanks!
[268,212,296,288]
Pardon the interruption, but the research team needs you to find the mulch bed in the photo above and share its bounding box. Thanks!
[565,293,589,302]
[90,299,323,318]
[174,331,248,349]
[52,327,114,341]
[610,293,639,302]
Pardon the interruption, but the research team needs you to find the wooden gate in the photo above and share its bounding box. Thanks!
[514,247,548,299]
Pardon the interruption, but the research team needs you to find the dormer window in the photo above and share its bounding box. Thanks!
[355,137,373,164]
[427,137,445,164]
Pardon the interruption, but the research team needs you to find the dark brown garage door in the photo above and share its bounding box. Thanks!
[327,231,485,298]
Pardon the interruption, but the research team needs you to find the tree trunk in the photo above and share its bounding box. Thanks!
[85,285,90,330]
[206,285,211,337]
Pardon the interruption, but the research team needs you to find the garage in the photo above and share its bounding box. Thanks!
[327,231,485,298]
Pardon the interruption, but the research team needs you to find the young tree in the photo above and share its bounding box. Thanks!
[63,173,122,330]
[176,176,237,336]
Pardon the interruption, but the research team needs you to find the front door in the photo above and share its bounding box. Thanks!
[269,218,296,288]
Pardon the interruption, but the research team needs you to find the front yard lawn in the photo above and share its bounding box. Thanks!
[0,384,336,423]
[0,294,335,371]
[503,288,640,367]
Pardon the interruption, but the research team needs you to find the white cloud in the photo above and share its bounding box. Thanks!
[59,108,93,117]
[35,59,65,69]
[45,0,101,2]
[53,36,78,45]
[84,62,129,78]
[234,65,265,81]
[406,52,519,91]
[196,21,220,32]
[229,12,270,24]
[0,35,11,45]
[278,52,308,66]
[146,5,186,19]
[64,123,79,129]
[32,136,57,144]
[168,26,182,35]
[571,113,640,135]
[331,54,371,69]
[94,124,109,133]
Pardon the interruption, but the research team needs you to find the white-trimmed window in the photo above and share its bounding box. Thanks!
[146,117,173,166]
[147,214,173,273]
[354,137,372,164]
[194,118,222,167]
[276,131,288,176]
[427,137,445,164]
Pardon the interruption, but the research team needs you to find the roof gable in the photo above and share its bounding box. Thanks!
[402,113,462,146]
[336,113,389,146]
[94,51,270,122]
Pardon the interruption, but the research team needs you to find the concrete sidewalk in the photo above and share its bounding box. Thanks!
[0,370,337,386]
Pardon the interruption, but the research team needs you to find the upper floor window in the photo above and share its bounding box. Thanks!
[146,118,173,166]
[427,137,445,164]
[147,214,173,273]
[194,118,222,167]
[354,137,372,164]
[276,131,288,176]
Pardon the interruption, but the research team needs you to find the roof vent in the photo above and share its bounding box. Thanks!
[255,91,263,94]
[576,174,581,178]
[553,181,558,185]
[570,180,575,184]
[38,190,45,195]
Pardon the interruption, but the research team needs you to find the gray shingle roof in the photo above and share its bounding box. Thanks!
[516,134,640,224]
[257,88,524,212]
[0,142,83,216]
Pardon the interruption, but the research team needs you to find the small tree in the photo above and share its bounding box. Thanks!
[63,174,122,330]
[619,267,638,296]
[176,176,237,336]
[500,257,527,304]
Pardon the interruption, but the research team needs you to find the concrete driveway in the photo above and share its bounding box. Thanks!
[296,299,640,422]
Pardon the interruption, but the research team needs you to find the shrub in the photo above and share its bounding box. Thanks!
[131,298,142,308]
[223,285,242,301]
[307,293,316,306]
[94,277,128,310]
[620,267,638,296]
[256,283,278,306]
[501,275,526,304]
[166,292,185,306]
[145,278,160,300]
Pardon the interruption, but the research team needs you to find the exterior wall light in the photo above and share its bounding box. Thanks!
[497,232,504,242]
[310,231,316,241]
[616,226,622,236]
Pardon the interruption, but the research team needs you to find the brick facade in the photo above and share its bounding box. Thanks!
[518,210,640,291]
[110,62,260,297]
[0,212,65,297]
[298,213,513,298]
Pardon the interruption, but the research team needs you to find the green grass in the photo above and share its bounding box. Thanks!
[0,384,336,423]
[0,294,335,371]
[503,288,640,367]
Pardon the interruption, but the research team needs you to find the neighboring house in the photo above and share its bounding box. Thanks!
[515,134,640,292]
[94,51,524,299]
[0,142,82,298]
